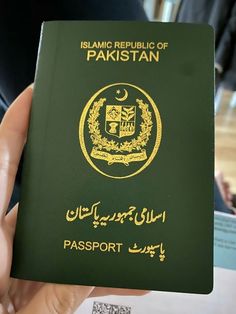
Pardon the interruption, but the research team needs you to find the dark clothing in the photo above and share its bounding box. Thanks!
[0,0,147,106]
[0,0,147,209]
[176,0,236,91]
[219,10,236,91]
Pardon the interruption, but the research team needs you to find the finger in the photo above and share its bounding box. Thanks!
[90,287,149,297]
[0,303,9,314]
[0,85,33,220]
[8,279,43,312]
[0,204,19,298]
[4,203,18,235]
[18,284,94,314]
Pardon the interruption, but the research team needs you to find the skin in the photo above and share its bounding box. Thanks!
[215,171,233,208]
[0,85,147,314]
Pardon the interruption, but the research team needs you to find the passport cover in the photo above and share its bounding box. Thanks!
[11,21,214,293]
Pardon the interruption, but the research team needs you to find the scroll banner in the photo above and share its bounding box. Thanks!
[91,148,147,165]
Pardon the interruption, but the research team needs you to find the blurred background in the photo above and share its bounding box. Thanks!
[143,0,236,200]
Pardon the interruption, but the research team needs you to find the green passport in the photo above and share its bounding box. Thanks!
[11,21,214,294]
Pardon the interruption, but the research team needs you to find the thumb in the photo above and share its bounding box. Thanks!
[18,284,94,314]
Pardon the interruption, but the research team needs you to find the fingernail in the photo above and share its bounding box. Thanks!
[28,83,34,90]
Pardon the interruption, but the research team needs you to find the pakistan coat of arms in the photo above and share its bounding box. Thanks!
[79,83,162,179]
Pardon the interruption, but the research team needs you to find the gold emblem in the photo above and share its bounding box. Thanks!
[105,105,136,138]
[79,83,162,179]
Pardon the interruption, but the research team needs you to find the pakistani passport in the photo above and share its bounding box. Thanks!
[11,21,214,293]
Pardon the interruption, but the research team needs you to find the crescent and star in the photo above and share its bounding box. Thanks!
[115,88,128,101]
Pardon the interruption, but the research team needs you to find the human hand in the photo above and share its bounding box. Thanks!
[0,86,147,314]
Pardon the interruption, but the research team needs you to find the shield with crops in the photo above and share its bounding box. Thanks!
[105,105,136,138]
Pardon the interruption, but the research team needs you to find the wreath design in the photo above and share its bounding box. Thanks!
[87,98,153,153]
